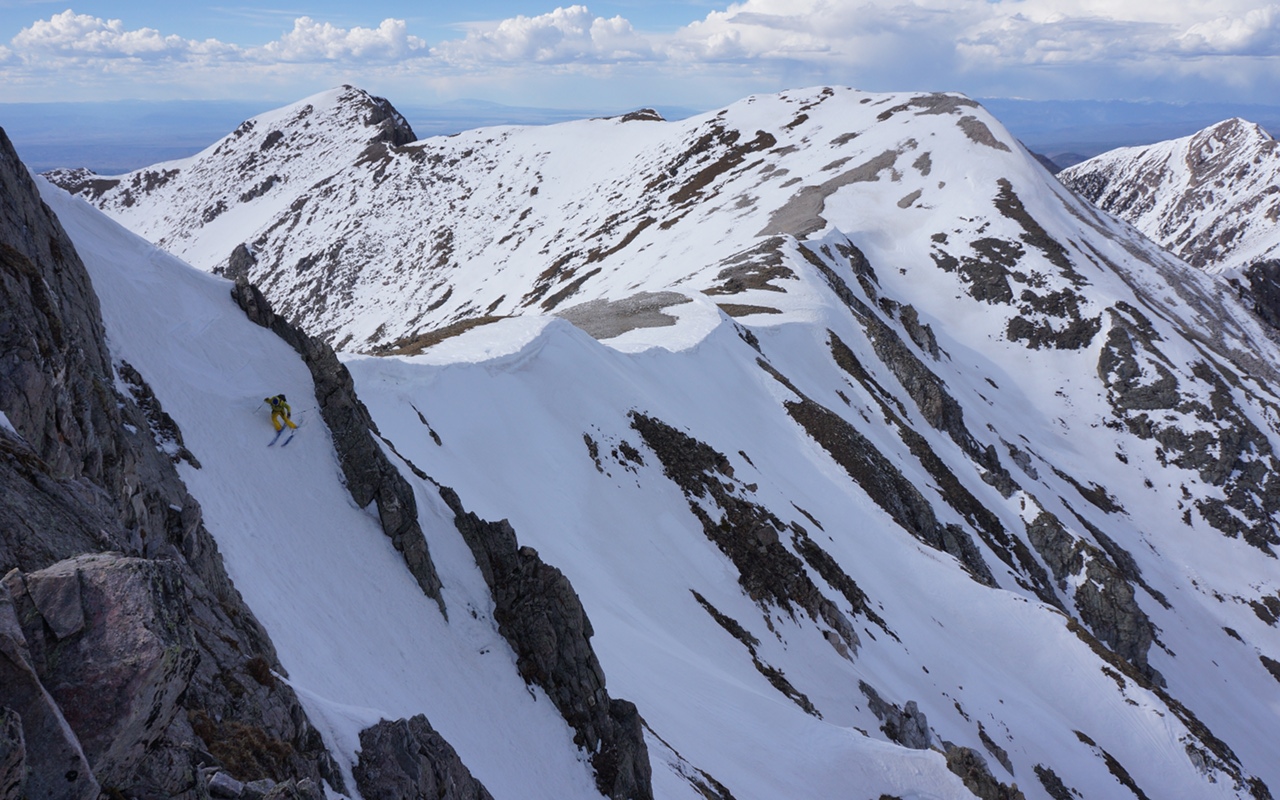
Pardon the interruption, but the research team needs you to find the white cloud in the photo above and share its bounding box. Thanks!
[1176,6,1280,54]
[258,17,428,62]
[3,3,1280,105]
[432,5,652,64]
[11,10,234,59]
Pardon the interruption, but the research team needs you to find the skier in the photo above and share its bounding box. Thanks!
[265,394,298,432]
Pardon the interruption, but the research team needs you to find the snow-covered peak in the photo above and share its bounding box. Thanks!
[42,85,415,272]
[49,85,1042,351]
[1059,117,1280,272]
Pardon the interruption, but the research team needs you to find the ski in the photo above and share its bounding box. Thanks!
[267,428,285,447]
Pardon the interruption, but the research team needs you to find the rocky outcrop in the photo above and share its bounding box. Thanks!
[231,278,445,612]
[858,682,931,750]
[1237,260,1280,331]
[945,746,1025,800]
[630,410,862,655]
[4,555,198,790]
[1025,511,1161,683]
[0,574,98,800]
[354,715,494,800]
[0,126,340,797]
[439,486,653,800]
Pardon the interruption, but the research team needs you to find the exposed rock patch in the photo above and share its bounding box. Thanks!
[858,682,931,749]
[944,746,1025,800]
[354,715,494,800]
[439,486,653,800]
[703,237,797,295]
[693,592,820,716]
[1025,510,1161,682]
[629,411,862,655]
[557,292,692,339]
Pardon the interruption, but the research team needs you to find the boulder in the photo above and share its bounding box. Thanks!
[354,715,494,800]
[0,575,98,800]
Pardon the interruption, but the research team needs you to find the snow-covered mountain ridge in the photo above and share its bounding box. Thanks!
[1058,117,1280,274]
[50,85,1051,352]
[20,85,1280,799]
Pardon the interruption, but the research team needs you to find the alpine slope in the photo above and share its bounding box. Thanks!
[1058,117,1280,274]
[41,84,1280,800]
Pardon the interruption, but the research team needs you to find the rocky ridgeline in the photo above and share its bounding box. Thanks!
[1059,118,1280,274]
[440,486,653,800]
[0,127,342,796]
[229,278,446,612]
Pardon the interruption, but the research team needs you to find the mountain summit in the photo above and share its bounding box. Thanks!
[1059,117,1280,273]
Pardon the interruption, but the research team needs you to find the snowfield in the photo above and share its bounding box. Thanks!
[38,83,1280,800]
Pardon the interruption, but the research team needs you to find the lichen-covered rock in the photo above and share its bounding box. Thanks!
[7,554,199,790]
[0,576,98,800]
[0,707,24,800]
[440,486,653,800]
[354,715,494,800]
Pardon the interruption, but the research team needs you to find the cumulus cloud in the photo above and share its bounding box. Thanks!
[258,17,428,62]
[3,3,1280,104]
[11,9,234,59]
[432,5,652,64]
[1176,6,1280,54]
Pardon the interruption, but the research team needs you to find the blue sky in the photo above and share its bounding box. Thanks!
[1,2,1279,110]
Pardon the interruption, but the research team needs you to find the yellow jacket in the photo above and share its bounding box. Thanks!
[265,395,297,430]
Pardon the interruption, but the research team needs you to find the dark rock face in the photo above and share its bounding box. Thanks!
[629,410,861,655]
[5,555,198,789]
[224,243,258,283]
[0,127,340,797]
[354,715,494,800]
[1239,260,1280,330]
[231,278,445,611]
[0,575,98,800]
[0,708,23,800]
[944,746,1025,800]
[439,486,653,800]
[358,88,417,147]
[1025,511,1160,683]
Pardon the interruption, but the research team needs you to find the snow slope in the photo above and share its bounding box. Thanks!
[39,85,1280,800]
[1059,117,1280,273]
[39,182,608,800]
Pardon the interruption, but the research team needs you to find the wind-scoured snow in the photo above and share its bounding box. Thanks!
[1059,117,1280,273]
[40,84,1280,800]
